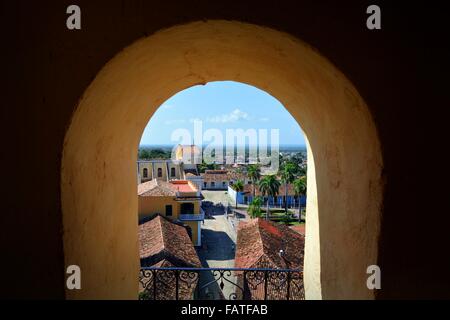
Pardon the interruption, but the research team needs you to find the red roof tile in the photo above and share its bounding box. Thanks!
[235,218,304,270]
[139,214,201,268]
[138,179,198,197]
[235,218,305,300]
[201,170,229,182]
[138,179,175,197]
[290,224,305,235]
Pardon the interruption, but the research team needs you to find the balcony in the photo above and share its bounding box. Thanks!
[139,267,304,300]
[178,208,205,221]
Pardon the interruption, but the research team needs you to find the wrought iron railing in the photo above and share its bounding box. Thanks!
[139,267,304,300]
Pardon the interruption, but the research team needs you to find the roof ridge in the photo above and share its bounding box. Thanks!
[254,220,265,262]
[257,219,282,263]
[157,216,167,252]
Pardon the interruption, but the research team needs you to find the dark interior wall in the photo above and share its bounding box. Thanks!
[0,0,447,299]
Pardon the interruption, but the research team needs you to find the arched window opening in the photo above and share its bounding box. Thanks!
[61,21,383,301]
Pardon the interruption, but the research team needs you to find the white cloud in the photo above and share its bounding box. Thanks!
[188,109,263,124]
[161,104,175,109]
[207,108,249,123]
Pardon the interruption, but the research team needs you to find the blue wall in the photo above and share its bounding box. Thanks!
[237,193,306,207]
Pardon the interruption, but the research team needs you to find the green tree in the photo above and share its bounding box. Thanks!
[293,176,307,222]
[139,148,151,160]
[247,164,261,197]
[148,148,170,159]
[198,160,219,173]
[231,179,244,209]
[281,162,297,216]
[248,196,263,219]
[139,148,170,160]
[279,151,307,177]
[258,175,281,220]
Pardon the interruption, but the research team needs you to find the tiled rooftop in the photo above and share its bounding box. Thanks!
[202,172,229,182]
[139,215,202,300]
[138,179,198,197]
[138,179,176,197]
[290,224,305,235]
[235,218,304,270]
[139,214,201,268]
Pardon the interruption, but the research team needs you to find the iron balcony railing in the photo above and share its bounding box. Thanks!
[139,267,304,300]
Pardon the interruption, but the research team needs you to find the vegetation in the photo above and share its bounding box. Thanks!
[293,176,307,222]
[258,175,281,220]
[198,160,219,173]
[231,179,244,209]
[247,164,261,197]
[269,209,295,215]
[280,162,297,216]
[279,152,306,176]
[138,147,171,160]
[248,196,263,219]
[269,210,303,225]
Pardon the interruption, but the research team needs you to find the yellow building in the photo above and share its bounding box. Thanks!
[136,145,204,190]
[138,179,204,246]
[137,160,183,183]
[174,144,202,165]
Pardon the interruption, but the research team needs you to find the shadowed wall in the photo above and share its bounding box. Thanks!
[1,0,447,299]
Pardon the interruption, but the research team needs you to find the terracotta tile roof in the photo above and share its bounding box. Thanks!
[139,214,201,268]
[170,180,198,192]
[235,218,305,300]
[290,224,305,235]
[138,179,199,197]
[235,218,304,270]
[201,170,229,182]
[138,179,176,197]
[226,170,247,181]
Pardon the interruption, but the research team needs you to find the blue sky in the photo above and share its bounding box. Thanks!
[139,81,305,146]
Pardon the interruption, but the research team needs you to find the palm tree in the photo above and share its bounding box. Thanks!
[293,176,307,222]
[231,179,244,209]
[281,162,297,216]
[248,196,263,219]
[258,175,281,220]
[247,164,261,198]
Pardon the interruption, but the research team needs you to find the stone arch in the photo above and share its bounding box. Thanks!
[61,20,383,299]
